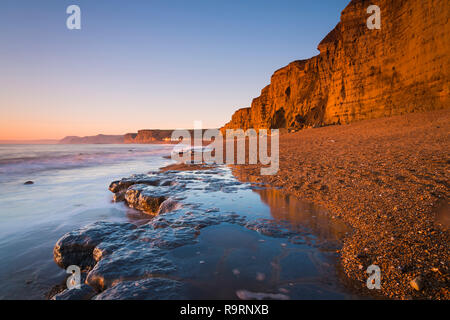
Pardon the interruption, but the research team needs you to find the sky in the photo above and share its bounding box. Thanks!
[0,0,350,140]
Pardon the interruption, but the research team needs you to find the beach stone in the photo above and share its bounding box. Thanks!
[410,276,424,291]
[93,278,187,300]
[51,284,96,300]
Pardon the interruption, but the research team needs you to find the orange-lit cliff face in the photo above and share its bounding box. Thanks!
[223,0,449,130]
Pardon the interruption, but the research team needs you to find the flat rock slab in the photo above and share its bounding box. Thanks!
[54,221,137,270]
[93,278,187,300]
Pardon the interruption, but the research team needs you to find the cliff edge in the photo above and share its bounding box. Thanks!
[223,0,449,130]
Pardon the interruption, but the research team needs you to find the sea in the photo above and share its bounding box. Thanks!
[0,144,174,299]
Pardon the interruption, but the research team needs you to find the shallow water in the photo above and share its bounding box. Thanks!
[151,170,354,300]
[0,144,173,299]
[0,144,358,300]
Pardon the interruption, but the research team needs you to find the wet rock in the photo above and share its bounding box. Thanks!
[160,180,178,187]
[86,245,176,291]
[125,185,167,215]
[51,284,96,300]
[109,172,189,214]
[93,278,187,300]
[54,204,251,293]
[158,198,182,214]
[53,221,136,270]
[245,219,297,238]
[109,180,134,193]
[55,218,200,291]
[410,276,424,291]
[135,224,199,250]
[236,290,290,300]
[204,179,244,193]
[87,224,198,291]
[112,190,126,202]
[24,181,34,185]
[109,174,160,193]
[147,210,246,231]
[289,235,306,245]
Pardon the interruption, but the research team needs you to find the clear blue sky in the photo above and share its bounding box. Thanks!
[0,0,350,139]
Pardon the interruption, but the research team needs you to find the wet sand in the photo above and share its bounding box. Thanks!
[231,109,449,299]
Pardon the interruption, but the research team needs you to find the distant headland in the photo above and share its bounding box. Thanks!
[57,130,174,144]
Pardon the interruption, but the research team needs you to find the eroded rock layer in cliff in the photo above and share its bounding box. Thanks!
[223,0,449,130]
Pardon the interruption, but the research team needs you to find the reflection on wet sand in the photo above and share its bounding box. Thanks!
[254,188,351,244]
[435,200,449,230]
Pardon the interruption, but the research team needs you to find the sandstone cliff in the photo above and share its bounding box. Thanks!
[223,0,449,130]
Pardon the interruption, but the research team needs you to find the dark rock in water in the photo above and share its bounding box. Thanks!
[85,225,199,291]
[236,289,290,301]
[112,190,126,203]
[53,221,137,270]
[125,185,168,214]
[51,284,96,300]
[53,206,248,293]
[108,170,245,216]
[86,244,176,291]
[245,219,297,238]
[158,198,182,214]
[108,174,161,193]
[24,181,34,185]
[93,278,187,300]
[55,217,200,291]
[108,173,188,215]
[147,210,246,231]
[109,180,134,193]
[135,225,199,249]
[160,179,178,187]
